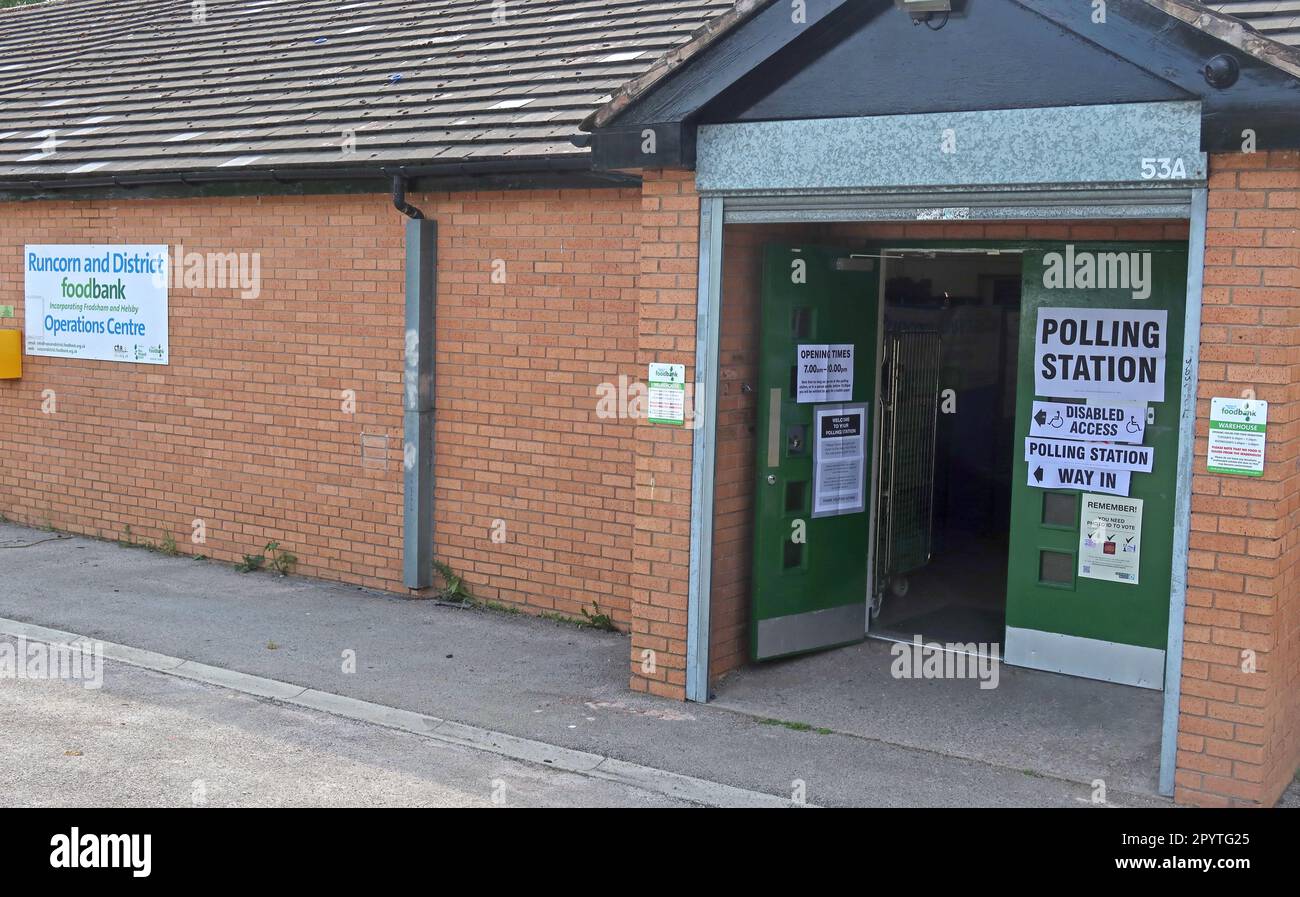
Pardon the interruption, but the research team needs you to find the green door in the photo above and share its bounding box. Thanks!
[751,245,879,660]
[1005,243,1186,688]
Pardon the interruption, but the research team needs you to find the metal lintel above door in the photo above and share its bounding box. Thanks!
[696,101,1207,198]
[719,186,1196,224]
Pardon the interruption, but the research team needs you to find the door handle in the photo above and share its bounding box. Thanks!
[766,388,782,468]
[767,474,778,485]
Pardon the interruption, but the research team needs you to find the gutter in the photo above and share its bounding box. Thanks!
[0,155,634,197]
[1147,0,1300,77]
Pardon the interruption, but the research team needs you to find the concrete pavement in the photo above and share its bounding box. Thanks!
[0,635,693,807]
[0,521,1206,807]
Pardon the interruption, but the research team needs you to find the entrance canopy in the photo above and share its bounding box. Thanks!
[584,0,1300,168]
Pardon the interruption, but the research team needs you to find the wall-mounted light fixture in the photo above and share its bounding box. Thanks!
[895,0,952,15]
[895,0,967,27]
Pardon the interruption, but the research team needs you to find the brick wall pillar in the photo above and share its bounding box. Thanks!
[1178,149,1300,806]
[629,170,700,699]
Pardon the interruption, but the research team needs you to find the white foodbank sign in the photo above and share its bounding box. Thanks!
[25,244,169,364]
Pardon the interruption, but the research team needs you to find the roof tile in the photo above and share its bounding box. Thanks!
[0,0,734,182]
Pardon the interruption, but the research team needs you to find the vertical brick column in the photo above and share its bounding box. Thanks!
[1178,150,1300,806]
[629,170,700,698]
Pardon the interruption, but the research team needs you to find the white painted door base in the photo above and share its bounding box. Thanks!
[1005,626,1165,690]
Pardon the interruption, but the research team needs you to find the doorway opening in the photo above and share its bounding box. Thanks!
[870,250,1023,649]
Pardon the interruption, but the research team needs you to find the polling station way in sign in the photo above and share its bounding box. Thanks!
[1029,461,1132,497]
[1027,308,1167,499]
[1024,437,1153,473]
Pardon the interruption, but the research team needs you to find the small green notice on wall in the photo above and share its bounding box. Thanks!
[647,362,685,425]
[1207,398,1267,477]
[0,305,14,318]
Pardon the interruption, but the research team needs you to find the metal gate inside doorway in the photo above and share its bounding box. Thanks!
[872,329,941,614]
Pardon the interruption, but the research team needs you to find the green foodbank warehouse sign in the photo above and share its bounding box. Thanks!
[25,244,169,364]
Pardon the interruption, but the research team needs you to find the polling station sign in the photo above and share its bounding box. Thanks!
[812,404,866,518]
[1024,437,1153,474]
[24,244,169,365]
[1034,308,1167,402]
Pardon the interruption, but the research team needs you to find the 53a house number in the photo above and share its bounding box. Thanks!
[1140,157,1188,179]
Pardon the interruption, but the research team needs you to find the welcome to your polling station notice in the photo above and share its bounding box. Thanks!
[24,244,169,365]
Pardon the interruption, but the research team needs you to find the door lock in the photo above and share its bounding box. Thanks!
[766,474,777,485]
[787,424,807,456]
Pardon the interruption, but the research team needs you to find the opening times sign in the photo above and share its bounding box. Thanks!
[24,244,170,365]
[797,344,853,403]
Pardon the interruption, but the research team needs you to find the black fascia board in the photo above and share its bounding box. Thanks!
[589,0,1300,171]
[1021,0,1300,152]
[588,0,853,171]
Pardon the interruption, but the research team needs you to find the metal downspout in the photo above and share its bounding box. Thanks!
[395,176,436,589]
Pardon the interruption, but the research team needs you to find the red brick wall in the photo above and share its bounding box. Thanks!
[424,188,643,622]
[1178,150,1300,808]
[629,170,699,699]
[708,225,763,680]
[0,187,645,627]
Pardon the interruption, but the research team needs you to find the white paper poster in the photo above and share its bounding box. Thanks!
[1029,400,1146,444]
[1079,494,1144,585]
[796,344,853,403]
[647,362,686,426]
[1207,398,1267,477]
[1028,461,1131,497]
[812,404,866,517]
[1024,437,1153,474]
[1034,308,1167,402]
[24,244,170,364]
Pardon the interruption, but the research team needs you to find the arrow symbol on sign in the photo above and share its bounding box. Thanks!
[1034,410,1047,426]
[1033,466,1044,483]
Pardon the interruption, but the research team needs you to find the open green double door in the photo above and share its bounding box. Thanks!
[752,243,1185,688]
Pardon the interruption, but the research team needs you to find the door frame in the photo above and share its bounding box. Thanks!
[685,206,1208,803]
[866,245,1026,642]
